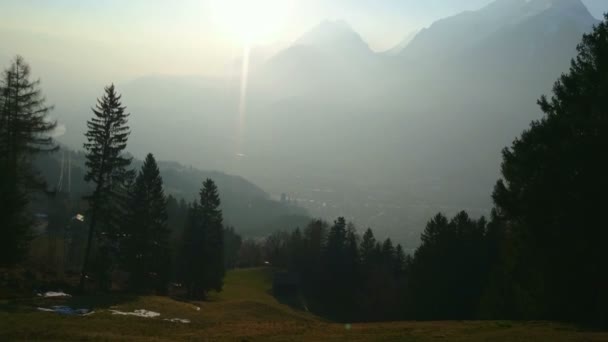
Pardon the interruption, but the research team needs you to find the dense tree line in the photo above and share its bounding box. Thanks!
[254,218,408,321]
[0,57,237,298]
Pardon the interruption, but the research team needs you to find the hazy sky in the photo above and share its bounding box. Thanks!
[1,0,607,78]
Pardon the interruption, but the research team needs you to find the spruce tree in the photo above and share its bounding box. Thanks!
[178,202,201,297]
[493,15,608,325]
[80,84,132,291]
[381,238,395,265]
[223,226,242,270]
[180,178,225,298]
[0,56,57,266]
[394,244,406,276]
[199,179,225,293]
[122,153,170,293]
[360,228,377,266]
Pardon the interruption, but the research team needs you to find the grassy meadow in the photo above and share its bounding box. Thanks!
[1,268,606,341]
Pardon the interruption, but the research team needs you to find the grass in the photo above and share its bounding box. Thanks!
[1,268,607,341]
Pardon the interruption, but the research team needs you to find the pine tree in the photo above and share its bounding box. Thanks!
[345,223,360,271]
[492,15,608,325]
[122,153,170,293]
[322,217,352,315]
[177,201,200,297]
[0,56,57,266]
[381,238,395,265]
[325,217,347,258]
[394,244,406,276]
[199,179,225,293]
[360,228,377,266]
[80,84,132,292]
[179,179,225,298]
[223,226,242,270]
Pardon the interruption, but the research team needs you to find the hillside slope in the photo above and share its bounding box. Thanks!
[2,268,608,341]
[34,149,309,237]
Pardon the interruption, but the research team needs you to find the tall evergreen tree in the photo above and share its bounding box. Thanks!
[122,153,170,293]
[360,228,377,266]
[345,223,360,273]
[179,179,225,298]
[492,14,608,325]
[80,84,132,291]
[0,56,56,266]
[177,201,200,297]
[394,244,406,276]
[200,179,225,293]
[223,226,242,270]
[381,238,395,266]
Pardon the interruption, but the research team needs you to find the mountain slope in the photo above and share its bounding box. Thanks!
[28,0,602,247]
[34,149,308,236]
[401,0,597,63]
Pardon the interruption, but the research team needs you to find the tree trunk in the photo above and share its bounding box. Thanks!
[78,209,98,293]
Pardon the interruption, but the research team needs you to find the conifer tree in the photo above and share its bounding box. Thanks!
[223,226,242,270]
[492,14,608,324]
[345,223,360,271]
[394,244,406,275]
[199,179,225,293]
[360,228,377,266]
[381,238,395,265]
[122,153,170,293]
[180,178,225,298]
[80,84,132,291]
[0,56,56,266]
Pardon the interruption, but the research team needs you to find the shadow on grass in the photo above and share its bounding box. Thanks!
[0,293,138,314]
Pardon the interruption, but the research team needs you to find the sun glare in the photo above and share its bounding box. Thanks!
[209,0,294,45]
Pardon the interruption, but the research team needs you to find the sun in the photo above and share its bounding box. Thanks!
[209,0,294,45]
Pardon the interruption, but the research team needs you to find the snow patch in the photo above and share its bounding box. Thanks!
[37,291,72,298]
[163,318,191,324]
[109,309,161,318]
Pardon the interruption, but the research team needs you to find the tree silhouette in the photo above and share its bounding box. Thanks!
[179,178,225,298]
[80,84,132,292]
[409,211,488,319]
[0,56,56,266]
[122,153,170,293]
[492,14,608,324]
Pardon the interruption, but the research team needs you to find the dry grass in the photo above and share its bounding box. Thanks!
[1,268,606,341]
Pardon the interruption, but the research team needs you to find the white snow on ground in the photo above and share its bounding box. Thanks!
[109,309,190,323]
[38,291,71,298]
[163,318,191,324]
[39,306,187,322]
[109,309,161,318]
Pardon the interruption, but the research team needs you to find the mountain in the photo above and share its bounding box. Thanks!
[238,0,600,243]
[401,0,597,62]
[33,149,309,237]
[31,0,601,247]
[253,20,381,100]
[292,20,373,53]
[383,30,419,56]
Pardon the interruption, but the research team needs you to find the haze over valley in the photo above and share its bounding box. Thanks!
[2,0,606,247]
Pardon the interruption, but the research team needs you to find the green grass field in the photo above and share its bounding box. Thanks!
[1,268,607,341]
